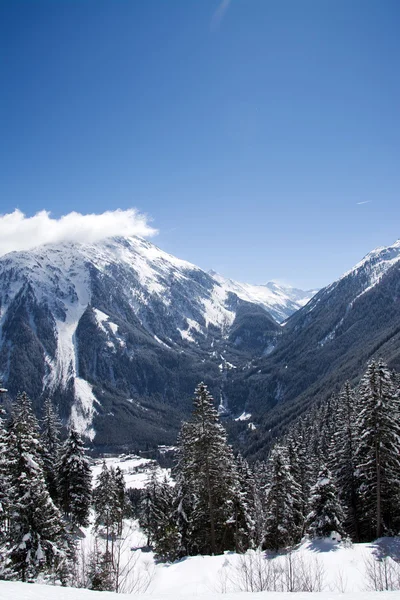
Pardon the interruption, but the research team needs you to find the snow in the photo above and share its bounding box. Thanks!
[202,284,236,331]
[309,238,400,317]
[71,377,97,441]
[93,308,125,348]
[235,412,252,422]
[91,455,173,490]
[3,538,400,599]
[209,272,317,323]
[2,583,399,600]
[153,335,170,348]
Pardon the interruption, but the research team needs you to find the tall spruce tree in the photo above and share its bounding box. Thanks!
[113,466,128,536]
[235,454,259,550]
[0,394,9,544]
[41,398,62,503]
[57,428,92,528]
[93,461,118,551]
[355,360,400,540]
[4,392,71,582]
[286,427,312,540]
[149,475,179,562]
[306,463,345,539]
[175,383,243,555]
[334,382,361,541]
[263,445,302,551]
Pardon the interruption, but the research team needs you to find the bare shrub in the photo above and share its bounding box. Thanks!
[71,526,155,594]
[232,549,325,593]
[329,568,348,593]
[364,554,400,591]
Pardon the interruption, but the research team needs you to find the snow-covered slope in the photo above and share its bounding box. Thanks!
[0,236,280,444]
[2,583,397,600]
[230,238,400,454]
[209,271,317,323]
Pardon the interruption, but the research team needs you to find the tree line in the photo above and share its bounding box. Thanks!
[141,360,400,560]
[1,357,399,582]
[0,392,129,586]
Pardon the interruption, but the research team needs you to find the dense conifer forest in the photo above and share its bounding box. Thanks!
[0,359,399,589]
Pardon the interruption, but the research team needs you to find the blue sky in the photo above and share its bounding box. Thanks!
[1,0,399,288]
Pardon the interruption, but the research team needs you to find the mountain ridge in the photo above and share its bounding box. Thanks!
[0,235,279,446]
[208,271,317,323]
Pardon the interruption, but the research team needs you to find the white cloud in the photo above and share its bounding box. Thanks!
[0,208,158,257]
[210,0,231,31]
[356,201,371,205]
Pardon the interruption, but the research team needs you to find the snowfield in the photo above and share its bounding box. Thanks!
[1,582,399,600]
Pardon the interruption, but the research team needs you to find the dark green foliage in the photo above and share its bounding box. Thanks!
[3,392,71,582]
[268,360,400,545]
[141,469,180,562]
[334,382,361,540]
[41,397,62,503]
[355,360,400,540]
[263,445,302,551]
[175,383,244,556]
[57,429,92,527]
[306,464,345,539]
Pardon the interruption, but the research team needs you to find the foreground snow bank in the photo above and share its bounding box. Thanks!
[1,582,400,600]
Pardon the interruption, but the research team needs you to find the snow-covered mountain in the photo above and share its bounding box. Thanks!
[209,271,317,323]
[0,236,280,446]
[228,238,400,458]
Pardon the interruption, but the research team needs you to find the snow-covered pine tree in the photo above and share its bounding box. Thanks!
[113,466,128,536]
[4,392,71,582]
[41,397,62,503]
[333,381,361,541]
[93,461,118,549]
[355,360,400,540]
[252,459,269,544]
[173,421,196,557]
[175,383,244,556]
[151,476,180,562]
[139,463,159,547]
[235,453,258,550]
[57,428,92,528]
[306,463,345,539]
[263,444,302,551]
[0,390,9,544]
[286,421,315,541]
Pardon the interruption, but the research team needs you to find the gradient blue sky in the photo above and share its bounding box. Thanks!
[1,0,399,288]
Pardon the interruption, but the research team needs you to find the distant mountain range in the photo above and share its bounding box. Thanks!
[0,235,399,453]
[208,271,317,323]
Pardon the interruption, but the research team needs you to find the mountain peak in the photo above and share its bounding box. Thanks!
[209,272,317,323]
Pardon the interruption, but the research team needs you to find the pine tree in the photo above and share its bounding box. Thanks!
[355,360,400,540]
[334,382,361,540]
[286,426,313,540]
[235,454,259,550]
[4,392,71,582]
[174,422,196,557]
[41,398,62,503]
[0,394,9,544]
[93,462,118,549]
[306,464,345,539]
[151,476,180,562]
[175,383,244,555]
[263,445,302,551]
[57,429,92,528]
[113,466,128,536]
